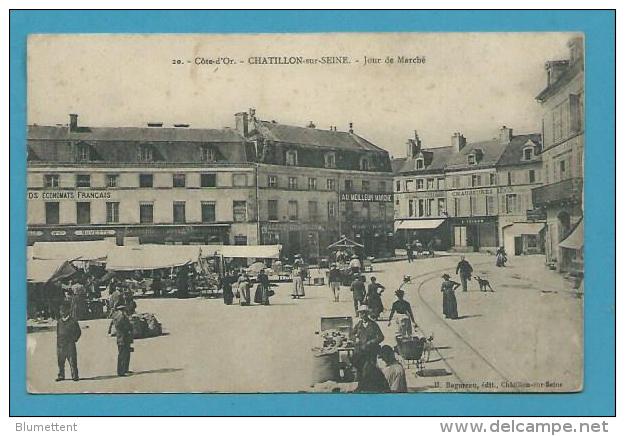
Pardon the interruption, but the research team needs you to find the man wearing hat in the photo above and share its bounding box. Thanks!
[352,305,385,389]
[350,275,366,314]
[55,303,81,382]
[328,263,342,302]
[109,302,134,376]
[455,255,473,292]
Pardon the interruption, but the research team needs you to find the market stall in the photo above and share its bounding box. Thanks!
[27,259,78,319]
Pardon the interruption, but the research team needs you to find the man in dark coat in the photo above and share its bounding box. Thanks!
[455,256,473,292]
[56,303,81,381]
[352,305,386,391]
[110,303,134,376]
[350,275,366,315]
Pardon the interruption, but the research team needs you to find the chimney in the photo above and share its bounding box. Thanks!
[147,122,163,127]
[568,36,584,64]
[349,122,354,134]
[499,126,513,145]
[545,60,570,86]
[406,131,422,158]
[69,114,78,132]
[451,132,467,151]
[248,108,256,120]
[235,112,249,137]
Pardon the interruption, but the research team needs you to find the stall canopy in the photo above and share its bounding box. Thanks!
[327,236,364,250]
[502,222,545,236]
[32,240,114,261]
[27,259,77,284]
[559,220,583,251]
[394,219,446,231]
[200,244,282,259]
[106,245,201,271]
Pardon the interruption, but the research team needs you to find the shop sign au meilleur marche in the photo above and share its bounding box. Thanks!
[339,192,393,202]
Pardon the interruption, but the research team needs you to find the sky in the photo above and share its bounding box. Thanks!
[27,33,576,158]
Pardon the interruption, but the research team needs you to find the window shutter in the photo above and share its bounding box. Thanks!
[569,94,581,133]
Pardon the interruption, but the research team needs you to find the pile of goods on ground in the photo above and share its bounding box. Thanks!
[110,312,163,339]
[312,329,353,356]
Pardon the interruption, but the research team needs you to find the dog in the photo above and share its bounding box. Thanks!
[475,276,495,292]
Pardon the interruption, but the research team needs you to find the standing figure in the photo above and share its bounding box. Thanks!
[328,263,342,302]
[151,270,162,297]
[350,275,366,314]
[109,303,133,376]
[254,269,272,305]
[237,272,251,305]
[221,271,235,305]
[387,289,418,337]
[352,305,387,392]
[176,265,189,299]
[455,256,473,292]
[405,242,414,263]
[496,246,508,267]
[379,345,407,393]
[365,277,385,320]
[56,303,81,382]
[349,255,362,275]
[441,273,461,320]
[291,264,306,299]
[108,283,123,318]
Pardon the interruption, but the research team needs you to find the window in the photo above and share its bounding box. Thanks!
[408,200,415,217]
[469,196,476,216]
[379,203,387,221]
[172,174,186,188]
[201,202,216,223]
[44,174,59,188]
[415,158,424,170]
[418,199,425,217]
[523,147,534,161]
[486,196,495,215]
[569,93,582,134]
[507,172,513,186]
[234,235,248,246]
[437,198,446,216]
[139,202,154,224]
[327,178,336,191]
[489,173,496,186]
[324,152,336,168]
[288,177,298,190]
[308,178,317,190]
[288,201,298,220]
[138,145,153,162]
[268,175,278,188]
[468,154,476,165]
[75,174,91,188]
[233,174,247,187]
[173,202,186,223]
[362,180,370,191]
[45,202,59,224]
[201,145,216,162]
[452,176,460,188]
[267,200,278,221]
[395,180,401,192]
[527,235,538,249]
[308,201,318,221]
[379,181,386,192]
[106,174,118,188]
[453,198,461,216]
[200,173,217,188]
[76,144,90,162]
[405,180,415,191]
[344,179,353,192]
[416,179,424,190]
[471,174,481,187]
[106,202,120,223]
[328,202,337,220]
[426,178,435,190]
[286,150,298,166]
[139,174,153,188]
[437,178,445,190]
[76,202,91,224]
[360,158,370,171]
[559,160,567,179]
[505,194,518,214]
[233,201,247,222]
[529,170,536,183]
[361,202,370,220]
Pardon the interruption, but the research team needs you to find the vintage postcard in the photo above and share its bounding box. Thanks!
[25,32,584,393]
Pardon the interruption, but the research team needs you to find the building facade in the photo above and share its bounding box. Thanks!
[27,116,258,246]
[532,37,584,273]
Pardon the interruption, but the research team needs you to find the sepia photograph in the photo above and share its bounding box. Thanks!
[24,32,585,394]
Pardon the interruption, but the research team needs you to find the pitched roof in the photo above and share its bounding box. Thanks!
[535,59,583,102]
[445,139,507,171]
[391,157,407,174]
[254,121,386,153]
[496,134,542,167]
[396,146,455,174]
[27,125,249,164]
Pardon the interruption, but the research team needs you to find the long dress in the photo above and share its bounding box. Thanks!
[292,267,305,297]
[366,283,384,319]
[441,279,459,319]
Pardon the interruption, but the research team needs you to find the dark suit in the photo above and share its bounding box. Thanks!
[456,260,473,292]
[56,315,81,380]
[111,310,133,376]
[350,279,366,314]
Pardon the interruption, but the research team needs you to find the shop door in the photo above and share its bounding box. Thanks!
[467,225,479,252]
[454,226,467,247]
[514,237,523,255]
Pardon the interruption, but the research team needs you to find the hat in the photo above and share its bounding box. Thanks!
[357,304,370,313]
[442,273,451,280]
[395,289,405,297]
[351,254,358,259]
[379,344,395,359]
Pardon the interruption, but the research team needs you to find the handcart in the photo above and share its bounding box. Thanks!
[395,335,433,374]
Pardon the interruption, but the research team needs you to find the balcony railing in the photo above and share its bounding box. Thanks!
[532,177,583,207]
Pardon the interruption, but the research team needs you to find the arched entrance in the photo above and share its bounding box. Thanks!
[557,211,571,242]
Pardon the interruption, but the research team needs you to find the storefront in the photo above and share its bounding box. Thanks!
[502,222,545,256]
[449,216,499,252]
[260,222,335,261]
[348,223,395,258]
[394,218,449,250]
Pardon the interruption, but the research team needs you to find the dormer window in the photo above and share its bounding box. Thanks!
[468,154,477,165]
[415,157,425,169]
[523,147,534,161]
[76,143,90,162]
[201,145,217,162]
[138,145,154,162]
[286,150,298,166]
[360,157,370,171]
[324,152,336,168]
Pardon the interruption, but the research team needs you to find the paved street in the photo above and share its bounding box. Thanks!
[27,253,582,393]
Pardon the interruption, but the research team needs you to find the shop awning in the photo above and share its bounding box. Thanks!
[27,259,77,284]
[502,222,546,236]
[200,244,282,259]
[394,219,446,231]
[32,240,114,261]
[327,236,364,250]
[559,220,583,251]
[106,245,201,271]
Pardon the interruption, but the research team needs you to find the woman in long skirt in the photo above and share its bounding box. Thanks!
[291,266,305,299]
[441,274,460,319]
[237,272,251,306]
